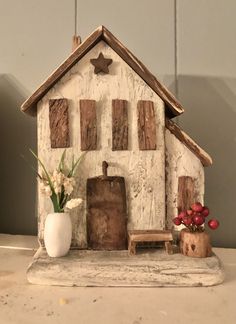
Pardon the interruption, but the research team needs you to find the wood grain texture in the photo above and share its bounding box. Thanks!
[165,128,205,229]
[27,248,225,287]
[128,230,173,242]
[128,230,173,255]
[37,41,166,247]
[87,176,127,250]
[137,100,157,150]
[49,99,70,148]
[165,118,212,167]
[180,229,212,258]
[178,176,195,212]
[21,25,184,118]
[80,100,97,151]
[112,99,128,150]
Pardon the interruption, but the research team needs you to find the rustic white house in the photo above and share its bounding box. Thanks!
[21,26,212,250]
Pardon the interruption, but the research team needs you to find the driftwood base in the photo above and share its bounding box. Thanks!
[27,248,224,287]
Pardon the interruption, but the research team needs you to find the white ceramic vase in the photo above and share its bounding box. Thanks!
[44,212,72,257]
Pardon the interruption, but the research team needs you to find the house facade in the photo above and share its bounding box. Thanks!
[21,26,212,248]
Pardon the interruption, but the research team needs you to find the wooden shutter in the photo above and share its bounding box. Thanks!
[137,100,157,150]
[80,100,97,151]
[178,176,195,212]
[112,99,128,150]
[49,99,70,148]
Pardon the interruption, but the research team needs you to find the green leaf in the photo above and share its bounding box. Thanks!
[20,154,42,179]
[61,193,69,209]
[68,152,86,177]
[29,149,55,194]
[50,192,62,213]
[58,149,66,173]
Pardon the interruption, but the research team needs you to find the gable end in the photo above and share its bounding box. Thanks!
[21,26,184,118]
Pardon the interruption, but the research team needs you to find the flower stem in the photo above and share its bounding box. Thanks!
[50,193,62,213]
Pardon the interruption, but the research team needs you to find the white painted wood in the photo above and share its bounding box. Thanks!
[165,129,205,228]
[27,248,225,287]
[37,41,166,247]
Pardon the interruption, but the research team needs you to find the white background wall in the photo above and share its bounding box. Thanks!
[0,0,235,247]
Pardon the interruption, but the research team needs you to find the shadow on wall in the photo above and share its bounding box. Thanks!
[171,75,236,248]
[0,74,37,235]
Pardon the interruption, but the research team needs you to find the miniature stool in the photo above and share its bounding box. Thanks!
[128,230,173,255]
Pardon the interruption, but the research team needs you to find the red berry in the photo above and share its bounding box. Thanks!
[193,214,205,226]
[191,202,203,213]
[183,216,192,226]
[208,219,219,230]
[178,211,187,219]
[173,217,182,226]
[202,207,210,217]
[186,209,193,216]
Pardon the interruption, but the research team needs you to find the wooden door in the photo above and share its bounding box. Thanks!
[87,176,127,250]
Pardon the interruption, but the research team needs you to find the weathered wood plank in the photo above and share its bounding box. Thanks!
[165,118,212,166]
[87,175,127,250]
[128,230,173,255]
[128,230,173,242]
[137,100,157,150]
[49,99,70,148]
[80,100,97,151]
[178,176,195,212]
[27,249,225,287]
[112,99,128,150]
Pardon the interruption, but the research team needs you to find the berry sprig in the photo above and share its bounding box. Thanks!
[173,202,220,232]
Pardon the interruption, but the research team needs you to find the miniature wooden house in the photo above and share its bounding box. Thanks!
[21,26,212,250]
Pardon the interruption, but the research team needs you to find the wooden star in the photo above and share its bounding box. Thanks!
[90,52,113,74]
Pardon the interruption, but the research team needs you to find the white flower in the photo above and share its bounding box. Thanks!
[51,170,65,194]
[44,185,52,197]
[63,177,76,195]
[39,181,52,197]
[65,198,83,210]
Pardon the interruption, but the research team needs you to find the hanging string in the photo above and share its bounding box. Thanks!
[72,0,81,51]
[74,0,78,35]
[174,0,179,99]
[174,0,180,124]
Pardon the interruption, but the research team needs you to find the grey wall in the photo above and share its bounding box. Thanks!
[0,0,235,247]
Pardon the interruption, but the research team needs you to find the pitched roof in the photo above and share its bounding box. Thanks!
[21,25,184,117]
[165,118,213,167]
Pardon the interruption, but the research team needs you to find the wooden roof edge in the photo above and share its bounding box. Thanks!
[21,26,104,114]
[102,26,184,117]
[21,25,184,117]
[165,118,213,167]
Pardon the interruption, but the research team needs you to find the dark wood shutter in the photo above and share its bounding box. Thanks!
[49,99,70,148]
[178,176,195,212]
[80,100,97,151]
[112,99,128,150]
[137,100,157,150]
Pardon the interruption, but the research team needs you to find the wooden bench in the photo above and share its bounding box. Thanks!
[128,230,173,255]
